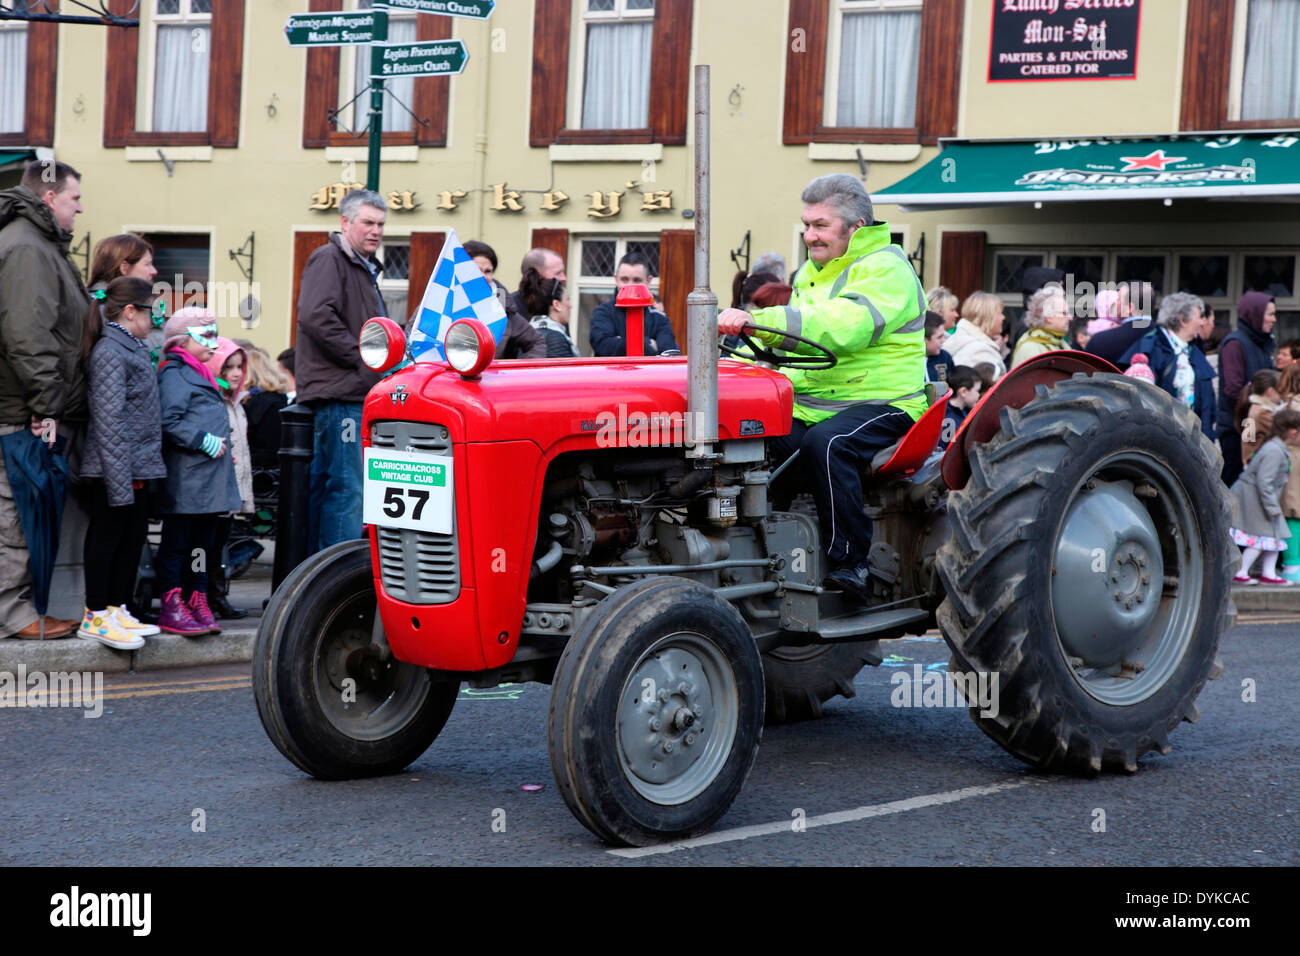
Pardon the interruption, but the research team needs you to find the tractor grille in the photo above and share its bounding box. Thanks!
[370,421,459,604]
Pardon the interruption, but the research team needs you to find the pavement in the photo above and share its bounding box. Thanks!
[2,560,1296,673]
[0,559,272,674]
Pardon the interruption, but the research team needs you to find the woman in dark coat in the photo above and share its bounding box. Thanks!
[1121,291,1217,440]
[520,270,579,357]
[1218,291,1278,484]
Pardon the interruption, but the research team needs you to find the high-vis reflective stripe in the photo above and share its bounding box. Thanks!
[839,291,889,345]
[894,313,926,334]
[874,245,927,316]
[793,388,927,413]
[780,306,803,352]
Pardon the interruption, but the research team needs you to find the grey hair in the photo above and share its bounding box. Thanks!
[927,285,958,314]
[1024,282,1067,330]
[801,174,873,228]
[340,189,387,221]
[1157,292,1205,331]
[752,251,787,280]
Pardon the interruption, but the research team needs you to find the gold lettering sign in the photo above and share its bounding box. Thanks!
[308,183,420,213]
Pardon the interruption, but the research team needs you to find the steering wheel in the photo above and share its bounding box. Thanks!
[718,324,837,371]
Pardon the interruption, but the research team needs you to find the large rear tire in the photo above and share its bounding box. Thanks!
[936,374,1231,774]
[253,539,458,780]
[548,577,765,845]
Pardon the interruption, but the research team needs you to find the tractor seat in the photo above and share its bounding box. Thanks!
[864,385,950,479]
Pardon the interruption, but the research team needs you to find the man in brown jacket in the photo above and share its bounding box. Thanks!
[0,160,89,638]
[296,189,389,552]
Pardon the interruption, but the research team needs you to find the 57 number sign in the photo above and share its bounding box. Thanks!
[363,448,454,534]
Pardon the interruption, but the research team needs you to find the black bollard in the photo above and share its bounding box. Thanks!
[273,403,315,591]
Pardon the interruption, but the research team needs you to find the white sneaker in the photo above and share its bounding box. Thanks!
[78,608,145,651]
[110,605,161,637]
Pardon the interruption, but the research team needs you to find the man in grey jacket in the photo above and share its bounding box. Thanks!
[295,189,387,552]
[0,160,88,639]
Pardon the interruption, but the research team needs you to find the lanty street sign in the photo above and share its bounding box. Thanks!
[381,0,495,19]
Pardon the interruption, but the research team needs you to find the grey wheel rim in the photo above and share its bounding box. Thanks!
[617,632,739,806]
[313,594,432,740]
[1050,452,1203,705]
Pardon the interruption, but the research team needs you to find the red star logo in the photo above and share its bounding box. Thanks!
[1119,149,1187,172]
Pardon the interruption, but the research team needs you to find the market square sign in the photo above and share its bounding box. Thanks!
[990,0,1140,81]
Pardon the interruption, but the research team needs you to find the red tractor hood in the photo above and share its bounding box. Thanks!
[366,356,793,451]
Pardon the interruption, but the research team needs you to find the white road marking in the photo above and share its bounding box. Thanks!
[607,779,1031,858]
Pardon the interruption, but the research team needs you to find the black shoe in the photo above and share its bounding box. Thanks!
[824,564,876,604]
[207,591,248,620]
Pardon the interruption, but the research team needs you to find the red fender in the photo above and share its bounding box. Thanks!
[940,350,1120,491]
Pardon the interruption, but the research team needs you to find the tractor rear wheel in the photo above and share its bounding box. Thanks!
[253,539,458,780]
[761,643,875,723]
[936,373,1231,774]
[548,577,765,846]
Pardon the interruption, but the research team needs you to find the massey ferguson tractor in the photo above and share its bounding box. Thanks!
[254,70,1232,847]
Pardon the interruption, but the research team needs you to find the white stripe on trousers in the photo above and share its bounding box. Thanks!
[825,408,915,564]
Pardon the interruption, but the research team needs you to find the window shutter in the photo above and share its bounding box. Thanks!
[918,0,962,143]
[783,0,829,145]
[103,0,139,147]
[302,0,341,147]
[414,13,452,146]
[530,0,571,147]
[648,0,694,145]
[209,0,245,148]
[658,228,695,354]
[529,228,570,271]
[939,231,987,305]
[291,231,333,346]
[407,231,447,324]
[1180,0,1235,130]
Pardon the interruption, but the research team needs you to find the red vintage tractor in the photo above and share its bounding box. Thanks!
[253,311,1233,846]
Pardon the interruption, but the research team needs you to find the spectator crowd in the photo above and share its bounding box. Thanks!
[3,163,1299,656]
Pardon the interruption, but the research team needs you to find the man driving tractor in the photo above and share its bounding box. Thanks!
[717,173,929,603]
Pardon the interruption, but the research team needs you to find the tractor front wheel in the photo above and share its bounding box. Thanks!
[936,374,1231,774]
[253,539,458,779]
[548,577,765,845]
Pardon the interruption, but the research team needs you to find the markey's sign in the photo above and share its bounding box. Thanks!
[990,0,1140,81]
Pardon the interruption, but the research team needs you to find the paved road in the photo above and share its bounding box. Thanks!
[2,613,1296,866]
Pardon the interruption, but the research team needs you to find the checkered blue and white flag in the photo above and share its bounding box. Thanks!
[407,228,508,362]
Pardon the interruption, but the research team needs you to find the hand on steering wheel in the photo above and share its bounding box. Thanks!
[718,324,837,371]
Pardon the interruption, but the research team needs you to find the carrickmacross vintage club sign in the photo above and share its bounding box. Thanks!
[990,0,1140,81]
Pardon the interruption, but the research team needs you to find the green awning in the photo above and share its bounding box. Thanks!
[873,133,1300,211]
[0,150,35,170]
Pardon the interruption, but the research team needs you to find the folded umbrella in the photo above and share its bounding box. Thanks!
[0,429,69,639]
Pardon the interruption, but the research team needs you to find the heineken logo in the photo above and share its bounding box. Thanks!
[1016,164,1255,188]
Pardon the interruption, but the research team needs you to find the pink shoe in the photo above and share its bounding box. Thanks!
[186,591,221,633]
[1232,574,1258,585]
[159,588,209,636]
[1259,576,1292,586]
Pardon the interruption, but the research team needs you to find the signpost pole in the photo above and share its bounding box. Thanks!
[366,2,389,192]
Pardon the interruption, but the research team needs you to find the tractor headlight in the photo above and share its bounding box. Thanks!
[445,319,496,378]
[359,317,407,373]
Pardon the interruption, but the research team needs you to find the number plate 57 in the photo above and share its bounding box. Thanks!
[363,448,454,534]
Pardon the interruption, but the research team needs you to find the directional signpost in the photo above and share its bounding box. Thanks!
[283,10,379,46]
[372,39,469,78]
[284,1,492,190]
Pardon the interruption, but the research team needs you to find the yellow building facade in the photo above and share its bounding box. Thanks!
[3,0,1298,353]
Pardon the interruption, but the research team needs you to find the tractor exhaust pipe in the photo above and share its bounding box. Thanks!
[686,64,718,459]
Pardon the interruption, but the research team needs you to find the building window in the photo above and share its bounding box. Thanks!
[378,240,411,321]
[573,0,655,130]
[301,0,451,148]
[0,19,26,134]
[575,236,660,353]
[826,0,921,129]
[103,0,243,148]
[1232,0,1300,121]
[344,0,417,134]
[147,0,212,133]
[142,232,212,313]
[784,0,962,146]
[529,0,693,147]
